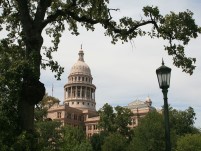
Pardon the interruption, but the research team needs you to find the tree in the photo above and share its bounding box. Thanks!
[0,41,24,149]
[0,0,200,133]
[98,103,115,132]
[35,122,93,151]
[101,133,128,151]
[128,111,167,151]
[34,93,62,150]
[94,104,133,151]
[60,125,92,151]
[176,134,201,151]
[114,106,133,138]
[35,120,62,151]
[35,93,60,121]
[128,107,199,151]
[169,107,199,136]
[90,132,108,151]
[98,104,133,136]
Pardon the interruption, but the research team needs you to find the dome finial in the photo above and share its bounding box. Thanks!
[78,46,84,62]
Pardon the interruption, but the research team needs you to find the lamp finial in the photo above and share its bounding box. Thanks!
[162,58,164,65]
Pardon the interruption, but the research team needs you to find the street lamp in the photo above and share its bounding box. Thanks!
[156,59,172,151]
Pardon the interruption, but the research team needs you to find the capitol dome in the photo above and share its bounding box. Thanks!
[69,50,91,76]
[64,48,96,111]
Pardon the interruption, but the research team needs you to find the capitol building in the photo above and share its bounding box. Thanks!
[47,48,155,137]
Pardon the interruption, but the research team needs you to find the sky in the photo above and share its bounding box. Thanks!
[1,0,200,127]
[40,0,201,127]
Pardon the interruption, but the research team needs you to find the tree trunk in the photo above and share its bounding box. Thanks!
[16,0,47,133]
[19,97,34,131]
[18,33,45,131]
[19,78,45,131]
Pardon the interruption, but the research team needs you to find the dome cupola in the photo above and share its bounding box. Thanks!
[145,96,152,106]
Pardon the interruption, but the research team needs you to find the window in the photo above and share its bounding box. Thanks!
[133,119,136,125]
[77,102,79,104]
[72,102,74,105]
[72,89,75,97]
[82,102,85,105]
[82,89,85,98]
[57,112,61,118]
[67,113,71,119]
[93,125,97,130]
[87,89,90,98]
[74,114,77,120]
[78,116,82,121]
[88,125,92,130]
[77,89,80,97]
[131,119,136,125]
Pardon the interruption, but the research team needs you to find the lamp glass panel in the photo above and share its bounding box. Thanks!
[167,73,170,86]
[162,73,167,86]
[157,73,162,87]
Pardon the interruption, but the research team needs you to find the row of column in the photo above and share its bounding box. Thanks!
[65,86,95,100]
[68,76,92,84]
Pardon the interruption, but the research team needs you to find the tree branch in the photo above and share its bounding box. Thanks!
[103,19,158,36]
[16,0,33,33]
[149,12,159,29]
[129,20,158,33]
[34,0,52,32]
[42,8,158,38]
[41,9,99,29]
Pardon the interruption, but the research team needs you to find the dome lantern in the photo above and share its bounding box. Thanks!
[78,49,84,62]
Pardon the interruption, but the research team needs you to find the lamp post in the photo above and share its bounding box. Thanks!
[156,59,172,151]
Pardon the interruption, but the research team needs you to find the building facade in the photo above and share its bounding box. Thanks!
[47,48,155,137]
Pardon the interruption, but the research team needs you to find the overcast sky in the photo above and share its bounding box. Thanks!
[38,0,201,127]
